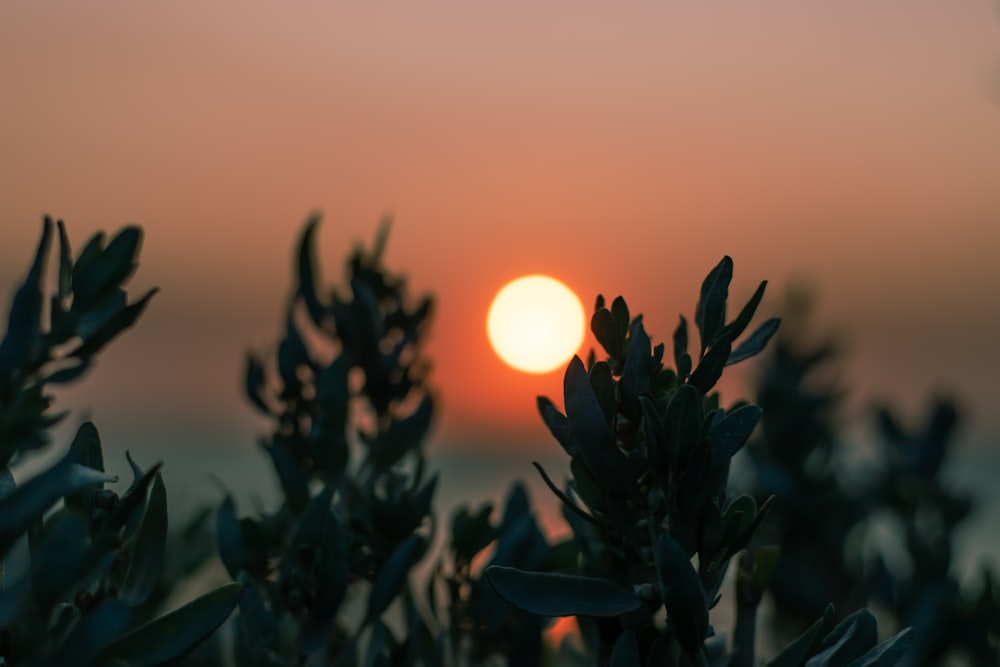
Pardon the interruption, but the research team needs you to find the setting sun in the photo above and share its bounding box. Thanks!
[486,275,586,374]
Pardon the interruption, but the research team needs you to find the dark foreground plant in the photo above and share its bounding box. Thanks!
[2,215,927,667]
[0,218,241,666]
[484,259,914,666]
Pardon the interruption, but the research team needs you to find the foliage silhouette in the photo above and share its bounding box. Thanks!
[2,215,948,666]
[485,259,912,666]
[0,217,241,666]
[744,295,1000,666]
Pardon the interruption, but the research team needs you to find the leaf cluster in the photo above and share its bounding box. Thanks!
[485,258,911,666]
[745,315,1000,666]
[0,220,241,666]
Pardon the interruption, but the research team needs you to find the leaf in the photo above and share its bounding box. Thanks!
[0,460,116,557]
[721,280,767,342]
[726,317,780,366]
[120,473,168,606]
[805,609,878,667]
[367,534,425,623]
[297,214,327,327]
[70,288,158,358]
[848,628,914,667]
[663,384,702,468]
[766,605,836,667]
[641,396,668,485]
[369,394,433,472]
[277,313,309,392]
[244,353,271,415]
[687,332,732,394]
[450,502,497,562]
[46,358,91,384]
[215,495,246,579]
[673,315,691,379]
[64,422,106,510]
[695,257,732,356]
[611,296,630,339]
[0,217,51,378]
[264,438,310,514]
[591,308,621,360]
[235,572,278,659]
[620,320,651,419]
[610,629,641,667]
[707,405,762,461]
[72,227,142,309]
[533,462,602,528]
[564,356,633,498]
[485,565,642,617]
[656,531,709,654]
[42,598,131,667]
[110,458,161,540]
[50,218,72,299]
[96,582,243,667]
[589,361,617,424]
[537,396,574,456]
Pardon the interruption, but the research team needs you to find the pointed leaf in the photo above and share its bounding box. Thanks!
[657,532,709,654]
[297,214,326,327]
[591,308,621,360]
[806,609,878,667]
[533,462,602,528]
[70,288,158,358]
[589,361,617,424]
[96,582,243,667]
[663,384,703,468]
[695,257,732,355]
[64,422,106,510]
[537,396,574,456]
[620,320,651,419]
[0,218,51,377]
[366,534,425,623]
[485,565,642,617]
[770,612,837,667]
[708,405,762,461]
[848,628,914,667]
[120,473,168,606]
[722,280,767,341]
[0,460,116,557]
[564,356,633,498]
[687,332,732,394]
[216,495,246,579]
[72,227,142,309]
[726,317,780,366]
[673,315,691,378]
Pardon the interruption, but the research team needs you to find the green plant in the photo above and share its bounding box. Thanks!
[0,218,241,666]
[484,259,913,666]
[219,216,441,665]
[744,297,1000,665]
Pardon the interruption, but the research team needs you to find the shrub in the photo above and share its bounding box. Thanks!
[0,217,241,666]
[1,215,926,666]
[744,295,1000,665]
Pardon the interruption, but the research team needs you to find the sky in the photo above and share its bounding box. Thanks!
[2,2,1000,461]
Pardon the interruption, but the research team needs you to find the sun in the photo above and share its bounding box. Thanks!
[487,275,586,374]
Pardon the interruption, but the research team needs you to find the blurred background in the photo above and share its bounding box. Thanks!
[2,2,998,578]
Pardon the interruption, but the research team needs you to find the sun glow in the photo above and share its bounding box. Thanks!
[486,275,586,374]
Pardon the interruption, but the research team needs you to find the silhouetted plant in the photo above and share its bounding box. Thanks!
[0,218,241,666]
[484,259,913,666]
[219,216,442,665]
[745,295,1000,666]
[4,216,934,667]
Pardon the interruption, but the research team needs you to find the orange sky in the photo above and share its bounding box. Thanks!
[2,2,1000,454]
